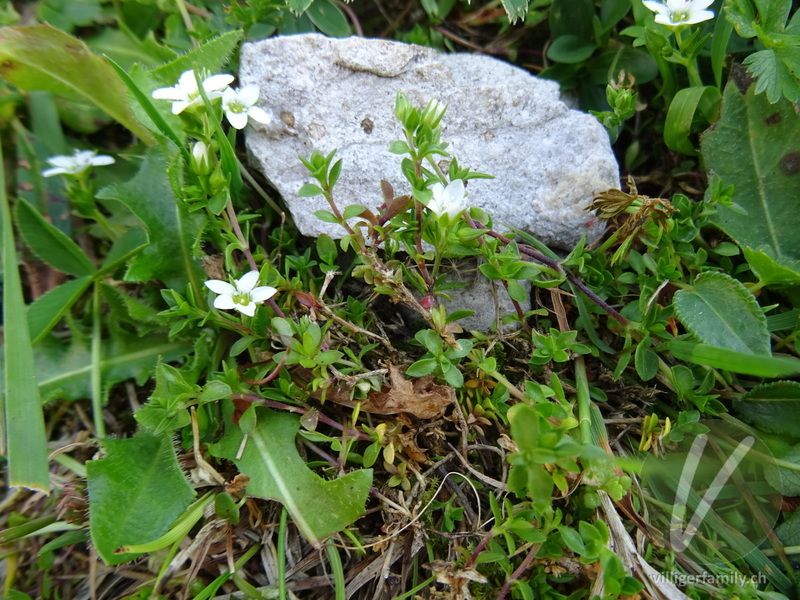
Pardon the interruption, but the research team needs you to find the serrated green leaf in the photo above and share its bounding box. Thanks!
[701,82,800,265]
[673,272,770,355]
[775,507,800,546]
[28,276,93,344]
[87,432,194,564]
[744,47,800,103]
[733,381,800,437]
[148,30,243,86]
[96,147,203,289]
[99,228,149,275]
[0,24,153,143]
[501,0,529,24]
[210,406,372,546]
[15,198,95,277]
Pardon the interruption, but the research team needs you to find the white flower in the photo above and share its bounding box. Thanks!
[42,149,115,177]
[204,271,277,317]
[642,0,714,27]
[151,70,234,115]
[222,86,271,130]
[428,179,468,223]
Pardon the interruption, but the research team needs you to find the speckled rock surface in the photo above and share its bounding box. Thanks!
[240,34,619,250]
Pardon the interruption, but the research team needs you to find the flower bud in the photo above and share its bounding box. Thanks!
[191,141,213,175]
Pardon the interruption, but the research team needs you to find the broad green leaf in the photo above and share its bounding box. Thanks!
[765,445,800,496]
[306,0,350,37]
[733,381,800,437]
[211,405,372,546]
[287,0,313,15]
[775,507,800,546]
[701,81,800,265]
[28,276,93,344]
[15,198,95,277]
[1,145,50,492]
[547,35,597,64]
[673,272,770,355]
[744,247,800,285]
[87,432,194,564]
[28,332,192,403]
[97,147,203,289]
[86,28,176,71]
[668,340,800,377]
[0,24,153,143]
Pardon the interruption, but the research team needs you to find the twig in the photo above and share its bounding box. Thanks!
[496,543,541,600]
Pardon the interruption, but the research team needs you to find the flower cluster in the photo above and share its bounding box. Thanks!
[643,0,714,27]
[151,70,271,130]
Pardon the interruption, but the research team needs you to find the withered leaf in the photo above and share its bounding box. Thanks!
[315,364,455,419]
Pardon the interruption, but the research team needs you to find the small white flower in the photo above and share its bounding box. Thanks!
[642,0,714,27]
[428,179,468,223]
[222,86,271,130]
[152,70,234,115]
[42,149,115,177]
[204,271,277,317]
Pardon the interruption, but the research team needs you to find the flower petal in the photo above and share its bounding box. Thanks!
[214,295,236,310]
[247,106,272,125]
[203,74,235,93]
[226,110,249,130]
[236,301,257,317]
[42,167,67,177]
[151,87,184,101]
[250,286,277,303]
[238,85,260,106]
[171,101,190,115]
[205,279,236,295]
[236,271,261,293]
[90,155,115,167]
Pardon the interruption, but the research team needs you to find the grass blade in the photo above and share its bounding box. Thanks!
[1,143,50,492]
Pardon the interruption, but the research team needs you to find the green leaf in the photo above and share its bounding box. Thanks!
[306,0,350,37]
[744,247,800,285]
[668,340,800,377]
[0,24,153,143]
[211,406,372,546]
[701,81,800,265]
[342,204,367,220]
[501,0,529,24]
[673,272,770,356]
[765,445,800,496]
[87,432,194,564]
[664,86,720,155]
[744,47,800,103]
[97,147,203,289]
[27,331,192,403]
[15,198,95,277]
[28,276,93,344]
[1,145,50,493]
[733,381,800,437]
[546,35,597,64]
[147,30,243,86]
[99,228,149,275]
[634,344,659,381]
[299,184,324,197]
[287,0,313,15]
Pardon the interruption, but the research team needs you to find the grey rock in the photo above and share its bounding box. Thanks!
[240,34,618,250]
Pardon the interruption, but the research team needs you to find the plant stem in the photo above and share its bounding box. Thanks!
[574,356,592,446]
[91,283,105,438]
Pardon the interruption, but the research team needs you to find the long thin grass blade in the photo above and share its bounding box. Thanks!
[1,143,50,492]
